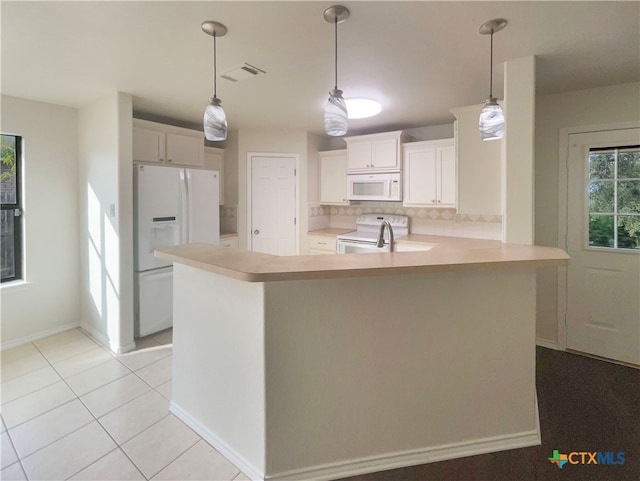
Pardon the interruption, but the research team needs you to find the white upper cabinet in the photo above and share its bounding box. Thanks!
[204,146,225,205]
[344,131,405,172]
[133,126,165,164]
[450,104,503,216]
[133,119,204,168]
[165,133,203,167]
[403,139,456,208]
[319,149,348,205]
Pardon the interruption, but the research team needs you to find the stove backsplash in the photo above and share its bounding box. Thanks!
[309,202,502,240]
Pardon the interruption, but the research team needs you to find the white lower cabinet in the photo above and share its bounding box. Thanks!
[319,150,348,205]
[403,139,456,208]
[308,235,337,254]
[219,236,239,248]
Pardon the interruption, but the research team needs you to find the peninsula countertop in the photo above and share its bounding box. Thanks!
[155,236,569,283]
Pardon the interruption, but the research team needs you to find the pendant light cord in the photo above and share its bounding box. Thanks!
[334,16,338,90]
[213,33,218,99]
[489,29,494,98]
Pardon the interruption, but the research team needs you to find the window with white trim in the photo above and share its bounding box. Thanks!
[1,134,23,281]
[588,146,640,250]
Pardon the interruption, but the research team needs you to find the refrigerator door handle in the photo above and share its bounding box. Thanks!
[179,169,189,243]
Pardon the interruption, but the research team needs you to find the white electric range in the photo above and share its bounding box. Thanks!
[336,214,409,254]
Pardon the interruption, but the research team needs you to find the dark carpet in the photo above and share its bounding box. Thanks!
[338,347,639,481]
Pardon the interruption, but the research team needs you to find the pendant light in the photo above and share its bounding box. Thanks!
[478,18,507,141]
[202,21,228,141]
[323,5,350,137]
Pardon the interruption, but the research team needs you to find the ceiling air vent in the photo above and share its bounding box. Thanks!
[220,63,266,82]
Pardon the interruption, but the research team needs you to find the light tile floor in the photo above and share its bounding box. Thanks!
[1,328,249,481]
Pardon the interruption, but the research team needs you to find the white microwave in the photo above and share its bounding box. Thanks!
[347,172,402,201]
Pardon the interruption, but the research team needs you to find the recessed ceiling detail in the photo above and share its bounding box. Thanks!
[220,63,266,83]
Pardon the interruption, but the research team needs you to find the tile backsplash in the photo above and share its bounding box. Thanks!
[220,205,237,233]
[309,202,502,240]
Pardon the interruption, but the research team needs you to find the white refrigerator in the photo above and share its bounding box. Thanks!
[134,164,220,337]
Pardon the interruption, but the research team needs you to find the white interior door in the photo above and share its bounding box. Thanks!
[565,128,640,365]
[250,155,297,255]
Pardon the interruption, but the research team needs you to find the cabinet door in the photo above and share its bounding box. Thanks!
[319,151,348,205]
[133,127,165,163]
[166,133,204,167]
[438,146,456,207]
[204,148,225,205]
[219,236,238,248]
[308,235,337,253]
[403,148,437,206]
[346,141,372,171]
[372,138,399,170]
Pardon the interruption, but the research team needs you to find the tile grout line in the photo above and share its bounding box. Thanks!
[32,336,150,481]
[23,338,143,480]
[56,335,178,480]
[7,329,179,481]
[145,435,201,480]
[2,418,28,480]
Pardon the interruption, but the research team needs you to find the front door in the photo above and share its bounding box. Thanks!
[250,155,297,255]
[565,128,640,365]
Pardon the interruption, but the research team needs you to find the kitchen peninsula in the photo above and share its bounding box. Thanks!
[156,240,568,481]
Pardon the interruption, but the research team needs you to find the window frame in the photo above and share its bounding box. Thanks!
[1,134,23,282]
[586,145,640,252]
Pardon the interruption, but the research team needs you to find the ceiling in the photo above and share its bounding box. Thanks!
[2,1,639,136]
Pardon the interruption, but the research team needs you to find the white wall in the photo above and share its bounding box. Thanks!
[0,96,81,347]
[78,92,135,353]
[503,56,535,244]
[535,82,640,343]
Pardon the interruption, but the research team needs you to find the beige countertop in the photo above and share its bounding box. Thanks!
[156,236,569,283]
[308,228,354,237]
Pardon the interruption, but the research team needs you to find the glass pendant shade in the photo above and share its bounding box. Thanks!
[204,97,227,141]
[324,89,348,137]
[478,97,504,141]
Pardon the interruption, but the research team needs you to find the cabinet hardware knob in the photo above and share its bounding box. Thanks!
[167,159,172,162]
[253,229,260,235]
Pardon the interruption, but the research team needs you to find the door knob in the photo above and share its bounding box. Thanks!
[253,230,260,235]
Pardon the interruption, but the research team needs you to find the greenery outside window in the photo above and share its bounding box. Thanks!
[1,134,23,282]
[588,146,640,250]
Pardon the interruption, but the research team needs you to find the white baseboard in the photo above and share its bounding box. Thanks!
[536,338,561,350]
[80,325,136,354]
[1,322,80,350]
[171,402,541,481]
[170,402,264,481]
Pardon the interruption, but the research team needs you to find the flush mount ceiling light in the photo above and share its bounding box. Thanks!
[202,21,228,141]
[478,18,507,141]
[323,5,350,136]
[345,98,382,119]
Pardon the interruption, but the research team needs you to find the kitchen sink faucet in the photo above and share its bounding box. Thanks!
[376,220,394,252]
